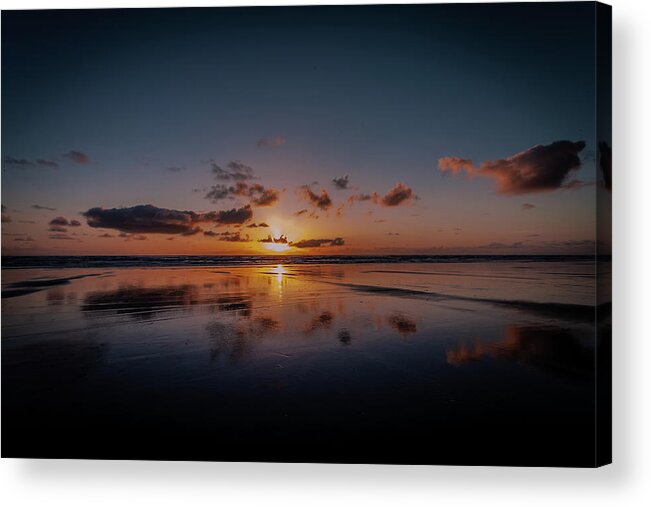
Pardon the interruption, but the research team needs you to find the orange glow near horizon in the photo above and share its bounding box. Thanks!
[263,242,291,253]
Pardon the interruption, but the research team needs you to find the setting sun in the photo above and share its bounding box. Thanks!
[263,242,291,253]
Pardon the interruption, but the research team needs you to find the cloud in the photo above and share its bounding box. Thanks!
[48,225,68,232]
[36,159,59,168]
[521,203,535,210]
[1,205,11,223]
[599,141,612,190]
[299,185,332,211]
[289,237,344,248]
[48,233,79,241]
[205,185,231,201]
[63,151,90,164]
[332,176,350,189]
[121,233,148,241]
[439,140,587,195]
[165,166,184,172]
[246,184,280,207]
[347,184,416,207]
[438,157,474,175]
[13,236,35,242]
[246,222,269,228]
[212,205,253,225]
[49,216,81,227]
[204,231,251,242]
[82,203,253,234]
[348,193,373,204]
[374,183,417,207]
[98,233,114,238]
[205,182,280,207]
[256,136,286,148]
[211,160,254,181]
[3,156,33,166]
[31,204,56,211]
[259,234,289,244]
[294,209,308,216]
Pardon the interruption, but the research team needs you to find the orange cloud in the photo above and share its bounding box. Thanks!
[439,140,587,195]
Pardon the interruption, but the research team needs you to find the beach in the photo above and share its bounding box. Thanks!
[1,257,604,465]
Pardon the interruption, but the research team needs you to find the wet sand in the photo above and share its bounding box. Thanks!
[1,260,603,465]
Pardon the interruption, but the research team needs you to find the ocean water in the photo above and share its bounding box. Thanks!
[1,256,607,465]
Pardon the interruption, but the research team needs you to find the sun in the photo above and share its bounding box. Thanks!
[263,242,291,253]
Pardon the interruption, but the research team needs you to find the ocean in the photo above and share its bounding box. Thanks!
[1,255,608,465]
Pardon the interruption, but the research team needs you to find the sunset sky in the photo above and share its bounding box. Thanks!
[1,4,607,255]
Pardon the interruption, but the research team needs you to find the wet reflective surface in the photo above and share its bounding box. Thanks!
[2,260,602,465]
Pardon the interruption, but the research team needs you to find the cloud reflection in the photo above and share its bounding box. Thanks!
[446,325,593,378]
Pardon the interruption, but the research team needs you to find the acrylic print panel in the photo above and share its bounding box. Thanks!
[1,3,611,467]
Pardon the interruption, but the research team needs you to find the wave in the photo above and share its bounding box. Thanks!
[1,254,598,270]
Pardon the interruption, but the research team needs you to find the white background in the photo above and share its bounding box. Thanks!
[1,0,649,505]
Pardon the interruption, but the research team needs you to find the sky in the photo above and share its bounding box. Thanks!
[1,3,609,256]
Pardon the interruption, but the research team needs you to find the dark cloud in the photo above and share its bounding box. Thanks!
[205,182,280,207]
[83,203,252,234]
[212,205,253,225]
[165,166,184,172]
[49,217,68,226]
[116,232,147,241]
[259,234,289,244]
[348,193,372,204]
[49,233,79,241]
[211,160,254,181]
[3,156,33,166]
[205,185,231,201]
[246,183,280,207]
[294,209,308,216]
[49,216,81,227]
[348,185,417,207]
[289,237,344,248]
[332,175,350,189]
[63,151,90,164]
[36,159,59,168]
[299,185,332,211]
[256,136,286,148]
[521,203,535,210]
[246,222,269,228]
[1,205,11,223]
[439,140,587,195]
[31,204,57,211]
[98,233,114,238]
[599,141,612,190]
[374,183,417,207]
[48,225,68,232]
[387,232,400,236]
[204,231,251,242]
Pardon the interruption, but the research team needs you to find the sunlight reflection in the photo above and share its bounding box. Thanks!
[271,264,286,288]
